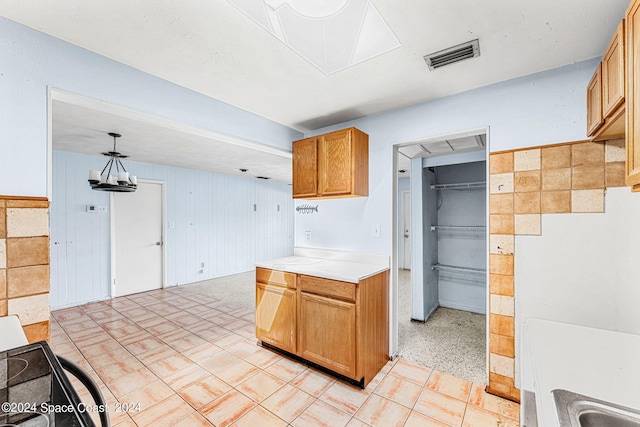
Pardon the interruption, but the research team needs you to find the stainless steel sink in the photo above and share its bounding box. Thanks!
[553,389,640,427]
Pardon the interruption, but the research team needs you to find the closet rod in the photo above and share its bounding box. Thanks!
[431,264,486,275]
[430,181,485,190]
[430,225,486,232]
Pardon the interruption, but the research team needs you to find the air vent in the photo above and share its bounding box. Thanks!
[423,39,480,71]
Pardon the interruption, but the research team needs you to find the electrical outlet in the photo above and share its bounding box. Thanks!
[305,230,312,243]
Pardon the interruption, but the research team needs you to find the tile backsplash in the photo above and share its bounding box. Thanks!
[0,197,50,343]
[486,138,626,402]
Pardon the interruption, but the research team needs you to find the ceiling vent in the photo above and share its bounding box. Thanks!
[423,39,480,71]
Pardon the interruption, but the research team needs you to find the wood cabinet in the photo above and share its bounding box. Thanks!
[627,0,640,190]
[292,127,368,199]
[255,268,389,387]
[255,268,297,354]
[587,21,626,140]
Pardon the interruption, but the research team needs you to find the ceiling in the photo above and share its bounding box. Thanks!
[1,0,631,180]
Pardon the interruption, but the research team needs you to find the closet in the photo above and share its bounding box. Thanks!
[424,160,487,315]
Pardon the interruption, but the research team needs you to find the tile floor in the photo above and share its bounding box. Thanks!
[50,285,520,426]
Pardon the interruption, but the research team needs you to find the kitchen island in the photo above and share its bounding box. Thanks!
[255,248,390,387]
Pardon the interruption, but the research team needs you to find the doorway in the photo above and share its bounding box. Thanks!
[393,129,488,383]
[111,180,165,297]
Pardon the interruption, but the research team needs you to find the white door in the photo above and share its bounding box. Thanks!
[112,180,164,296]
[402,190,411,270]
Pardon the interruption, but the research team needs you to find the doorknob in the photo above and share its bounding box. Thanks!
[156,241,162,246]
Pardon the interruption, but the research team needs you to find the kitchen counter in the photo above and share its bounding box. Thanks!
[526,318,640,426]
[255,247,389,283]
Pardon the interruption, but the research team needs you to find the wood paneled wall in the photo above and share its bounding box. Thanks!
[51,151,294,310]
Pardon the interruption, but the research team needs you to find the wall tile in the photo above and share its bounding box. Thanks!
[490,295,514,317]
[0,207,5,238]
[489,353,515,378]
[8,293,50,325]
[606,162,626,187]
[489,372,515,389]
[489,214,514,235]
[489,235,514,255]
[541,168,572,191]
[23,320,50,343]
[571,141,604,166]
[572,164,605,189]
[514,171,541,192]
[6,208,49,237]
[514,214,541,235]
[0,239,5,269]
[489,194,513,214]
[7,265,50,298]
[490,334,515,358]
[6,200,49,209]
[489,274,514,297]
[541,145,571,169]
[489,254,514,275]
[489,152,514,174]
[514,192,540,214]
[0,269,6,299]
[489,314,515,337]
[513,149,540,171]
[541,191,571,213]
[6,237,49,268]
[490,173,514,194]
[605,139,625,162]
[0,299,6,316]
[571,189,605,213]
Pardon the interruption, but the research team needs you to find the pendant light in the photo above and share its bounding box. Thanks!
[88,132,137,192]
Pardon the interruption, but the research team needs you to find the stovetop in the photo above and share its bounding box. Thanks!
[0,341,94,426]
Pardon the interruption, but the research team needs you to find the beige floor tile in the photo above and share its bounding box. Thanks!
[144,320,182,335]
[264,357,307,382]
[119,379,174,410]
[147,353,195,378]
[201,390,257,427]
[124,335,166,355]
[105,367,158,398]
[168,334,209,352]
[94,357,146,382]
[199,350,243,374]
[232,405,287,427]
[413,388,466,426]
[211,332,246,348]
[237,371,285,402]
[292,399,352,427]
[261,384,316,423]
[130,394,194,427]
[426,370,473,401]
[170,412,214,426]
[462,404,519,427]
[182,341,224,363]
[319,381,371,416]
[290,368,336,397]
[374,374,422,408]
[467,383,520,420]
[213,359,261,387]
[403,410,451,427]
[354,394,411,427]
[244,347,282,369]
[164,363,211,391]
[227,339,261,358]
[178,375,232,408]
[388,359,433,386]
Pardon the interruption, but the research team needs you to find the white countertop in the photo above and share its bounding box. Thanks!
[255,247,390,283]
[526,318,640,426]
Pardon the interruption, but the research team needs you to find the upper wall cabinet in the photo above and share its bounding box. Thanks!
[627,0,640,190]
[292,127,369,199]
[588,21,626,141]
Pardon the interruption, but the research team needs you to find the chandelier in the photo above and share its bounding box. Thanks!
[88,133,137,192]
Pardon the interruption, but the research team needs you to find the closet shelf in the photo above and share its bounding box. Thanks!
[430,225,486,232]
[431,264,486,275]
[430,181,485,190]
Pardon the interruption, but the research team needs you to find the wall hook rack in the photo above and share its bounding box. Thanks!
[296,204,319,214]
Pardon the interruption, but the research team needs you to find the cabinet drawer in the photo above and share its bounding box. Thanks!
[300,275,356,302]
[256,268,296,288]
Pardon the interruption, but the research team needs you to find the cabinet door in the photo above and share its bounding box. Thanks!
[318,129,353,196]
[628,0,640,189]
[586,64,603,136]
[292,137,318,198]
[298,292,357,378]
[256,284,296,353]
[602,21,625,117]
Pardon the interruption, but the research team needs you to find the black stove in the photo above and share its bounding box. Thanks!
[0,341,95,426]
